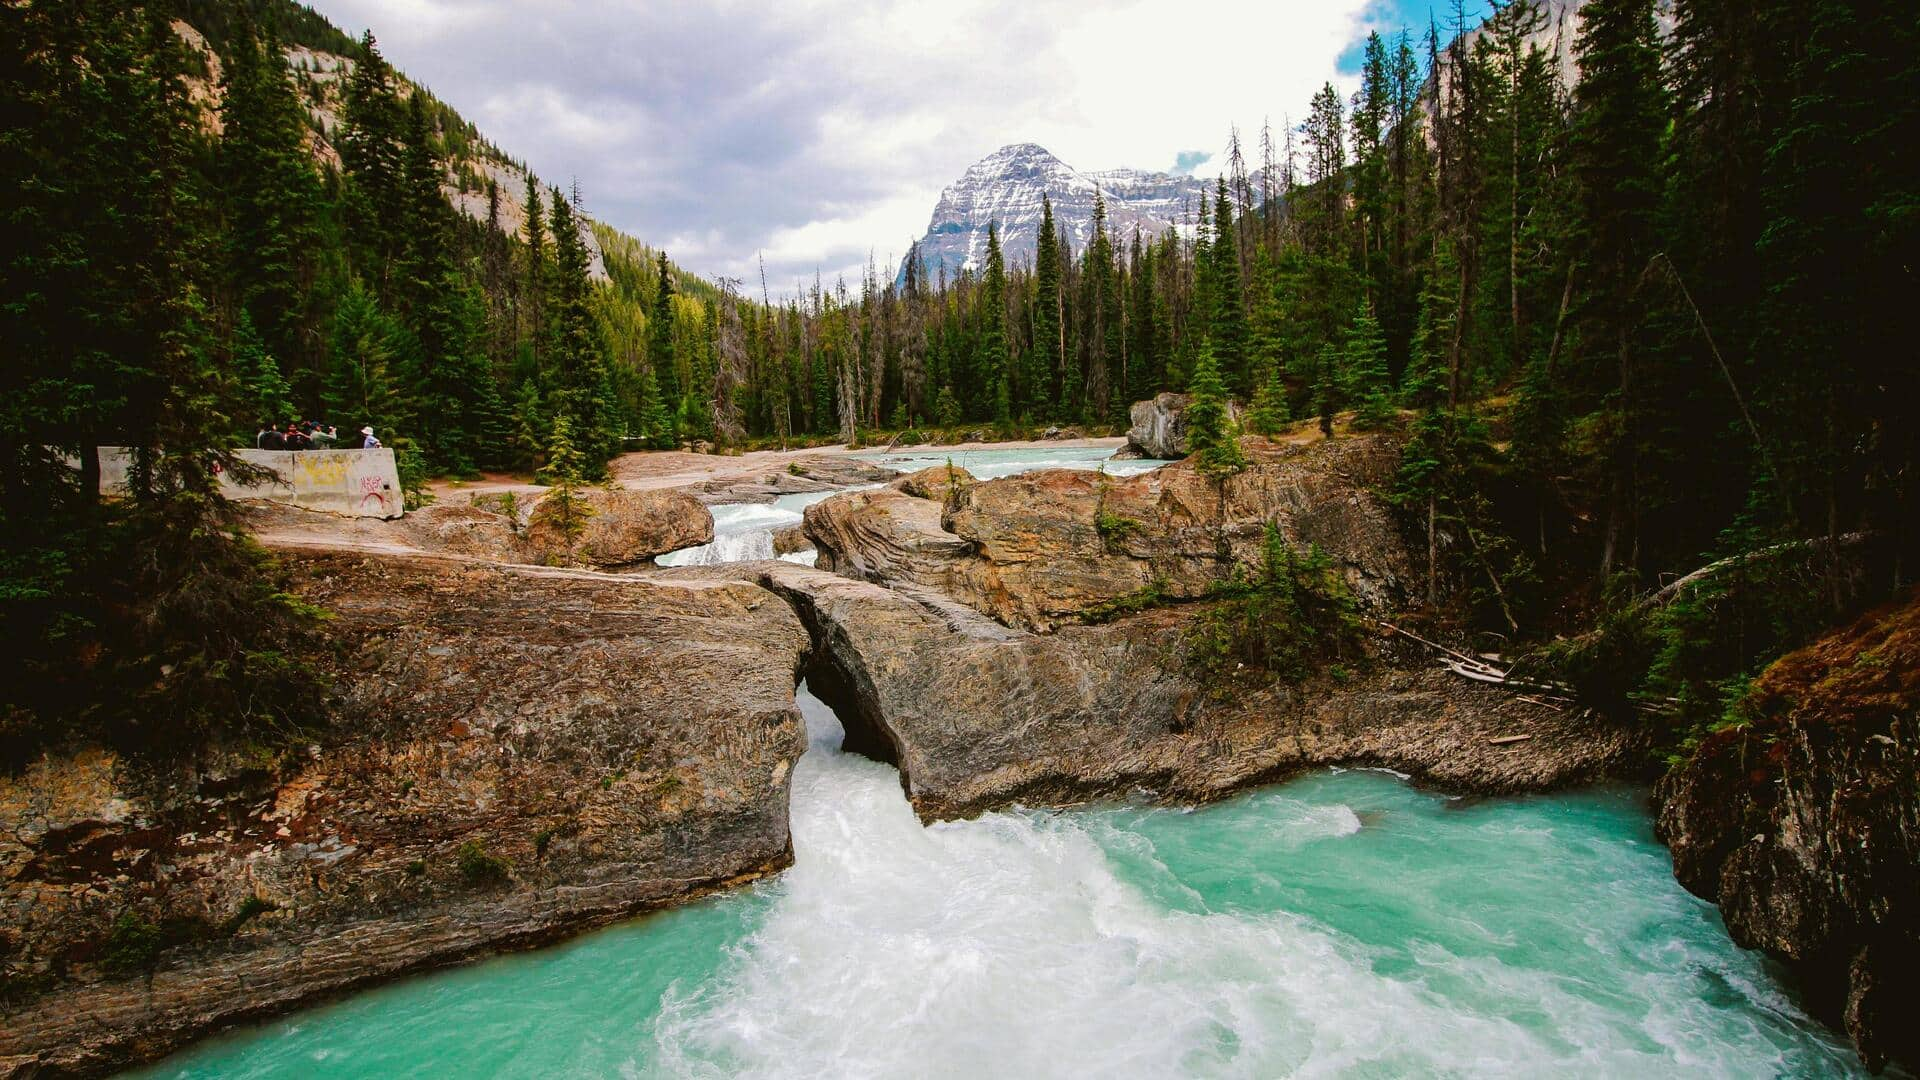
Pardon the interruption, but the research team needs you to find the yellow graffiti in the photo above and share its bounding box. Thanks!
[295,454,349,490]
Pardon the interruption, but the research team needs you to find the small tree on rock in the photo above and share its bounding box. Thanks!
[1186,344,1245,475]
[539,414,592,544]
[1245,357,1292,437]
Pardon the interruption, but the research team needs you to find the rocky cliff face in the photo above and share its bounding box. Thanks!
[808,433,1409,631]
[0,550,809,1077]
[909,143,1209,280]
[1656,590,1920,1073]
[754,562,1637,823]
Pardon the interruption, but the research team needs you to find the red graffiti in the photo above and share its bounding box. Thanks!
[358,475,392,513]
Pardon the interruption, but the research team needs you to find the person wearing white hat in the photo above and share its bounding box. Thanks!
[359,426,382,450]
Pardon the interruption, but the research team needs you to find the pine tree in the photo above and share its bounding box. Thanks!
[544,190,620,469]
[981,222,1011,424]
[233,313,294,435]
[1569,0,1668,576]
[1303,81,1347,256]
[338,31,405,291]
[1246,356,1292,437]
[933,385,961,427]
[324,284,405,433]
[1186,344,1244,474]
[217,15,322,377]
[520,175,546,369]
[649,251,680,410]
[1127,228,1160,403]
[1312,343,1343,437]
[512,379,546,468]
[1081,192,1120,421]
[1343,305,1394,428]
[1029,194,1062,417]
[538,413,591,544]
[1211,178,1250,394]
[635,364,672,449]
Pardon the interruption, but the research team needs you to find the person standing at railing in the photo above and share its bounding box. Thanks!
[357,426,382,450]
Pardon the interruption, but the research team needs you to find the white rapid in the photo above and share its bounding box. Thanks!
[640,684,1860,1079]
[655,494,838,568]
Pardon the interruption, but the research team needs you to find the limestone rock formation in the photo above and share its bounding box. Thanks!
[0,550,809,1076]
[1656,590,1920,1073]
[891,463,976,503]
[807,433,1409,631]
[523,486,713,567]
[755,562,1636,823]
[771,524,812,556]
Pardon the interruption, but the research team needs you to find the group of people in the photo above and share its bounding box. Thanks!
[254,419,381,451]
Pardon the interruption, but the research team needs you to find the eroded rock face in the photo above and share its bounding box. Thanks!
[755,562,1637,823]
[1656,590,1920,1073]
[0,550,808,1077]
[1125,392,1241,458]
[807,434,1409,631]
[523,486,713,567]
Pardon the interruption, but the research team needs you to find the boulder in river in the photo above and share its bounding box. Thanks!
[523,486,713,567]
[890,463,976,504]
[1125,392,1241,458]
[0,549,809,1076]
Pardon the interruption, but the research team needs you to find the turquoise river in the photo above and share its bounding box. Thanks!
[134,447,1866,1078]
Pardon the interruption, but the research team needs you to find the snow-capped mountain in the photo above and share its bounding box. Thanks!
[908,143,1211,281]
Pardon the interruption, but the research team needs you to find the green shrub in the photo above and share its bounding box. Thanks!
[1081,578,1172,624]
[1095,508,1141,551]
[223,895,276,934]
[102,912,163,974]
[1186,526,1365,686]
[455,840,512,885]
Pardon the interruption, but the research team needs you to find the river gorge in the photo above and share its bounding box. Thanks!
[80,444,1867,1078]
[133,679,1861,1078]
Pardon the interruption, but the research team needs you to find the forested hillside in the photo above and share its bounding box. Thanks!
[735,0,1917,747]
[0,0,725,760]
[2,0,1914,764]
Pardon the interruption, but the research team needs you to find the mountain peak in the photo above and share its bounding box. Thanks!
[910,145,1206,280]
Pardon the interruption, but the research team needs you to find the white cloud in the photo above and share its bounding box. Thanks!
[307,0,1378,294]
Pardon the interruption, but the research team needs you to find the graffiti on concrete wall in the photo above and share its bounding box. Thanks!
[93,448,404,520]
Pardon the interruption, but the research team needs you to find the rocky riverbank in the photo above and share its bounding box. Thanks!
[1656,589,1920,1073]
[0,550,809,1077]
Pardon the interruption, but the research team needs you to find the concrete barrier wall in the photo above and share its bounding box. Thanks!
[97,447,404,519]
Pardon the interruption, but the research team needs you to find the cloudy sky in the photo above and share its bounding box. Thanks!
[307,0,1440,292]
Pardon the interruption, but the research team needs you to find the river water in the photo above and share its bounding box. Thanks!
[137,684,1863,1078]
[655,446,1169,568]
[134,445,1867,1077]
